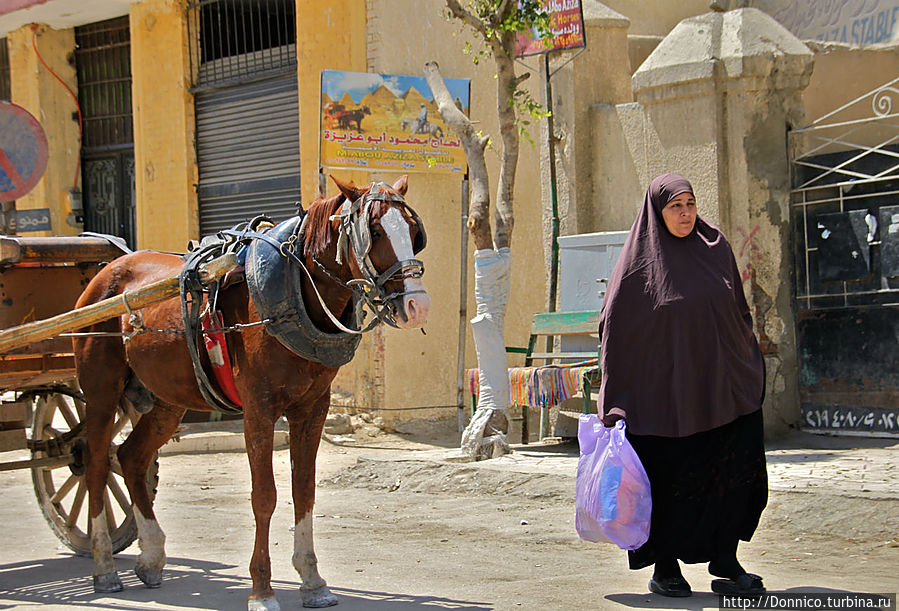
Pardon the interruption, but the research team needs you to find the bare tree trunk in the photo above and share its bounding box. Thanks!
[422,62,491,250]
[424,61,512,460]
[491,31,519,250]
[434,0,527,460]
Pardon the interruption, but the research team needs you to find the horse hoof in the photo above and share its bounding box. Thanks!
[93,572,123,593]
[135,564,163,588]
[302,586,338,608]
[247,596,281,611]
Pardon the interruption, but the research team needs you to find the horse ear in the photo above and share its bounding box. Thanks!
[392,174,409,196]
[330,175,360,202]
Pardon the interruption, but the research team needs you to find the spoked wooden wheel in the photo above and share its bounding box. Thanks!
[29,388,158,557]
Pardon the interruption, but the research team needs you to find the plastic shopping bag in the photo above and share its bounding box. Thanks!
[575,415,651,550]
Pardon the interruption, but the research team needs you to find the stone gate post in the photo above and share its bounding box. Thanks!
[630,8,814,434]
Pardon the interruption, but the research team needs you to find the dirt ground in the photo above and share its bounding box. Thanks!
[0,423,896,611]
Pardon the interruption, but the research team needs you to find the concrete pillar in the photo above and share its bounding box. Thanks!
[541,1,632,241]
[6,24,80,236]
[295,1,375,412]
[296,1,368,204]
[130,0,198,251]
[539,1,632,315]
[630,8,814,435]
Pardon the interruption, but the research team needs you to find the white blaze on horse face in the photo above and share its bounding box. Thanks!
[380,206,430,328]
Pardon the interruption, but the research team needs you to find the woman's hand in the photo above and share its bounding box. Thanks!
[601,407,626,427]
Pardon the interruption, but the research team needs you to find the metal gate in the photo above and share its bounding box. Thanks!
[194,74,300,234]
[789,77,899,437]
[75,17,136,248]
[188,0,299,236]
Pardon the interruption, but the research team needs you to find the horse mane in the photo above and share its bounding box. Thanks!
[302,193,345,257]
[302,185,393,258]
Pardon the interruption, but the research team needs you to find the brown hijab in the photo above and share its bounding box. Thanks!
[597,174,764,437]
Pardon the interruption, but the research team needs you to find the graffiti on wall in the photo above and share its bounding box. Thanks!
[735,224,761,284]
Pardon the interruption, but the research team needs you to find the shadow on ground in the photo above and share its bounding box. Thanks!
[0,555,491,610]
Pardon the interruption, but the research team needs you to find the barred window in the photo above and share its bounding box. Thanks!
[74,17,133,149]
[188,0,296,90]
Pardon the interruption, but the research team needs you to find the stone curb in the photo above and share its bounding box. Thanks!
[159,430,290,455]
[158,421,289,455]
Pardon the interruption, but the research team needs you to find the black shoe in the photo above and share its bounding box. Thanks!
[711,573,765,596]
[649,575,692,597]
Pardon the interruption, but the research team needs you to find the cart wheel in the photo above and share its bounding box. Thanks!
[30,390,159,557]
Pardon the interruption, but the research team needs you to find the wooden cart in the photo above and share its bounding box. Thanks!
[0,235,233,556]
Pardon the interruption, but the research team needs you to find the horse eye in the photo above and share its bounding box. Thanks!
[371,227,384,240]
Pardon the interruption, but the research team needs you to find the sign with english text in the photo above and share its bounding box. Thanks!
[320,70,470,175]
[757,0,899,45]
[514,0,586,58]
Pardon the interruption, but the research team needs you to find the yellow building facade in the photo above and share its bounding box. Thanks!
[2,0,896,434]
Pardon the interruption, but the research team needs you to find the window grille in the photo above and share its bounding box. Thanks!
[74,17,133,149]
[0,38,10,102]
[790,78,899,311]
[187,0,296,90]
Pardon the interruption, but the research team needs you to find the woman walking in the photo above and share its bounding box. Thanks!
[598,173,768,597]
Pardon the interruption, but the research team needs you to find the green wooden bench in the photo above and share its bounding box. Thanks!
[468,310,601,444]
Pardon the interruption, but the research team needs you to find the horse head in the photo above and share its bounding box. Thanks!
[310,175,430,330]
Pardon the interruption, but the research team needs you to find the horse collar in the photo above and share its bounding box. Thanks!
[246,217,363,368]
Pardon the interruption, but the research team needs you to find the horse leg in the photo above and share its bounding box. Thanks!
[244,406,281,611]
[117,403,184,588]
[83,379,127,593]
[287,395,337,608]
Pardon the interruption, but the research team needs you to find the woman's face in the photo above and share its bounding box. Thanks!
[661,192,697,238]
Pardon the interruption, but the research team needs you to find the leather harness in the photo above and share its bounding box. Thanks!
[179,185,426,414]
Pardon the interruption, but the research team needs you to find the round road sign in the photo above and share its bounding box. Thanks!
[0,101,49,203]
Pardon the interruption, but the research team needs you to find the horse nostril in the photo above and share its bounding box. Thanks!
[406,299,419,320]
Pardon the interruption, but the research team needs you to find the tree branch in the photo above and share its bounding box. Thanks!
[445,0,488,38]
[424,61,493,250]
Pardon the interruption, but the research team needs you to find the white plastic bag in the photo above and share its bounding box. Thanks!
[575,415,652,550]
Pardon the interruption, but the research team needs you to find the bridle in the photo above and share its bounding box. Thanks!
[325,183,427,329]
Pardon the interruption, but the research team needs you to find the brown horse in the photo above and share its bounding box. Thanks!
[73,176,429,610]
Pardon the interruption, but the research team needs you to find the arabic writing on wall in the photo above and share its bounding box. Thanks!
[802,404,898,432]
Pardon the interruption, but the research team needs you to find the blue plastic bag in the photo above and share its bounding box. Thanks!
[575,415,652,550]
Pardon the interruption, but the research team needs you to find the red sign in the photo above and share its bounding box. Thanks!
[0,102,49,203]
[515,0,586,58]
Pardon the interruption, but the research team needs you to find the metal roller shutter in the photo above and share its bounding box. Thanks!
[196,72,300,236]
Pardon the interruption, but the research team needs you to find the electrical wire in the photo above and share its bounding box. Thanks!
[30,23,82,192]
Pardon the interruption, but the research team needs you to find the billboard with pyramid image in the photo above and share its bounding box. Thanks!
[320,69,470,174]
